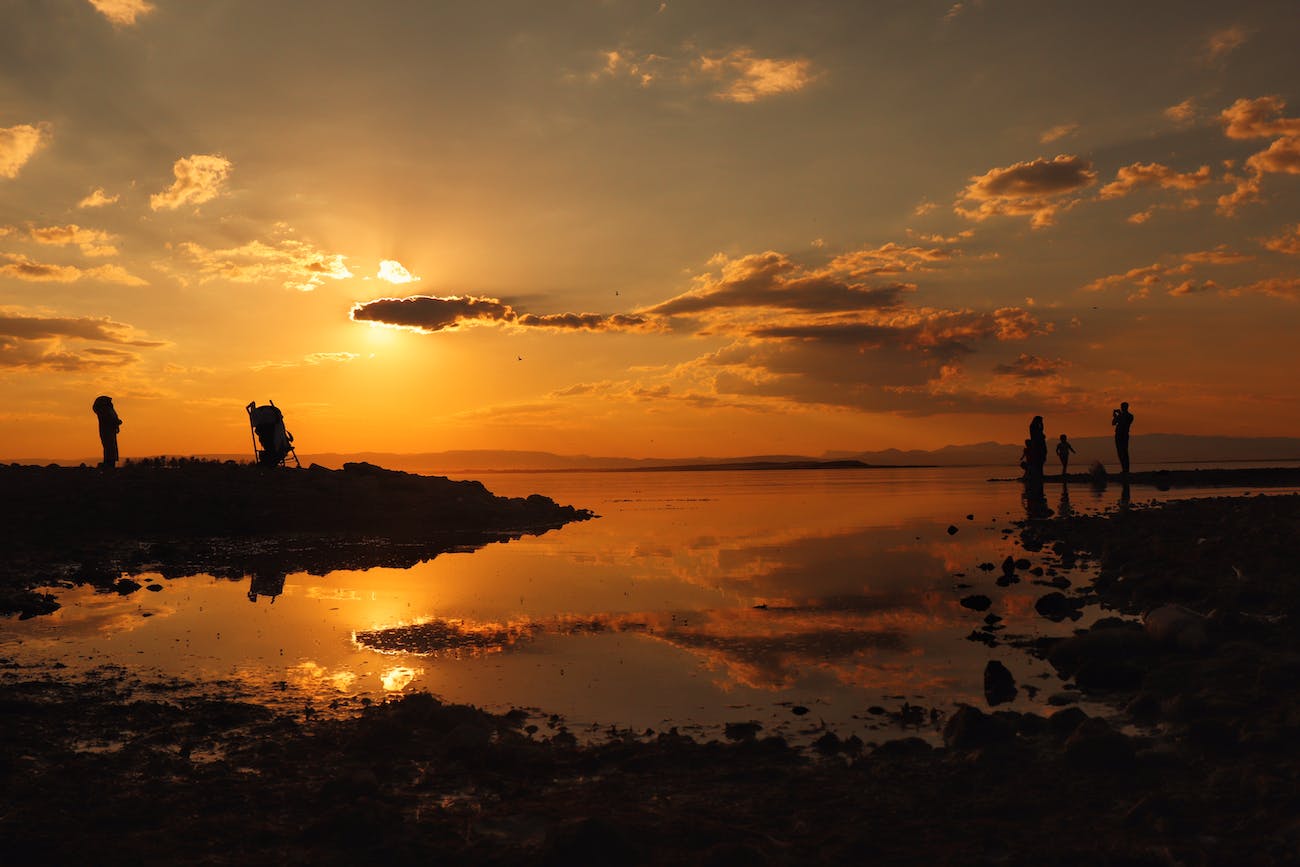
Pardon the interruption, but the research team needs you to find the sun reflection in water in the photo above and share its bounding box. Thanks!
[380,666,421,691]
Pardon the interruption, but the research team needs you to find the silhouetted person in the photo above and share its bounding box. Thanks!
[1112,402,1134,475]
[1018,439,1032,477]
[1056,434,1076,475]
[91,395,121,470]
[1027,416,1048,481]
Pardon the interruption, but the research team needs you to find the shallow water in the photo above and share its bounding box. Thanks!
[5,464,1299,745]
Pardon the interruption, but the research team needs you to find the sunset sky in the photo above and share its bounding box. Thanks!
[3,0,1299,460]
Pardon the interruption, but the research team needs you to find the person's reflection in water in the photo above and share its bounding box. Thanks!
[247,570,286,603]
[1057,480,1073,519]
[1021,476,1054,520]
[1118,480,1132,511]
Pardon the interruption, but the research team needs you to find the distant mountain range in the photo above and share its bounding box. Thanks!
[295,434,1300,473]
[16,434,1300,473]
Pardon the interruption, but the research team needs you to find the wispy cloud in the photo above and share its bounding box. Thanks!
[0,123,51,179]
[1039,123,1078,144]
[1262,224,1300,255]
[1204,24,1249,63]
[175,235,352,291]
[24,224,120,257]
[1098,162,1213,199]
[1216,97,1300,216]
[0,253,146,286]
[77,187,120,209]
[1164,99,1198,125]
[150,154,233,211]
[698,49,819,103]
[591,45,818,104]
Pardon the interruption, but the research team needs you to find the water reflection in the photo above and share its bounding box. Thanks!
[7,467,1295,743]
[246,571,286,603]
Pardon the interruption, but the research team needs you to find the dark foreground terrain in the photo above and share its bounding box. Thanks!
[2,466,1300,864]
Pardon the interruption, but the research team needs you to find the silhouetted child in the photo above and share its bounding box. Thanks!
[91,395,122,469]
[1019,439,1032,477]
[1056,434,1076,474]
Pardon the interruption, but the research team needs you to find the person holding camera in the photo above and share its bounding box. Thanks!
[1111,401,1134,475]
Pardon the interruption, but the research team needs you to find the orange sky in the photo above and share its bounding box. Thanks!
[2,1,1299,460]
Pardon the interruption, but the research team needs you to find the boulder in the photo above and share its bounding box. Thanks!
[1143,604,1209,651]
[983,660,1018,707]
[960,594,993,611]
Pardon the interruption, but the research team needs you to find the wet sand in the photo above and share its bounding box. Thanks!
[3,466,1299,863]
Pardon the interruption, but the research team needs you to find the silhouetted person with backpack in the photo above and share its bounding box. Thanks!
[1056,434,1076,475]
[91,395,122,470]
[1027,416,1048,481]
[1111,402,1134,475]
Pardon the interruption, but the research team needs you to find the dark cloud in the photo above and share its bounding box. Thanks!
[992,353,1068,379]
[644,251,913,318]
[0,312,160,370]
[956,155,1097,227]
[350,295,655,333]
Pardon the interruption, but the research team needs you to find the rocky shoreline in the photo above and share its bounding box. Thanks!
[3,479,1299,863]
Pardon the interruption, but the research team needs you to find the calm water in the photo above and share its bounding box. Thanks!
[5,465,1298,744]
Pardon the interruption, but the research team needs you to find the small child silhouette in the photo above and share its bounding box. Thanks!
[1056,433,1076,474]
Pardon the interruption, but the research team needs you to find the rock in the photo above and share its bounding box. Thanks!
[984,613,1003,624]
[112,578,142,595]
[960,594,992,611]
[995,574,1019,587]
[1064,718,1135,769]
[1001,556,1017,575]
[1034,592,1081,621]
[1047,692,1079,707]
[1047,706,1089,739]
[791,705,809,716]
[978,562,995,571]
[1048,624,1150,678]
[1143,604,1209,651]
[943,705,1013,750]
[813,731,842,755]
[947,524,959,535]
[724,721,762,741]
[146,583,163,592]
[872,737,932,758]
[983,660,1018,706]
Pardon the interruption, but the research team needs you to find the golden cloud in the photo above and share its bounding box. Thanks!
[0,123,50,179]
[1182,245,1253,264]
[176,237,352,291]
[86,0,155,27]
[150,154,233,211]
[699,49,818,103]
[1081,262,1191,294]
[77,187,120,209]
[26,224,120,257]
[0,253,146,286]
[1223,278,1300,300]
[1220,96,1300,140]
[376,259,419,284]
[1098,162,1212,199]
[1262,224,1300,255]
[955,154,1097,227]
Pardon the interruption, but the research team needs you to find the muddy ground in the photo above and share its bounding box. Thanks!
[2,468,1299,864]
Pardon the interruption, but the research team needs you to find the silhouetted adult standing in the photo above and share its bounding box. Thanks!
[1028,416,1048,481]
[1111,401,1134,475]
[92,395,122,470]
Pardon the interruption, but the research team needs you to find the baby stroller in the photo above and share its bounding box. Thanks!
[246,400,300,467]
